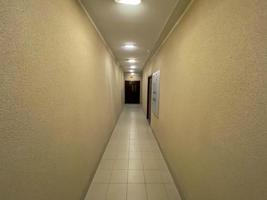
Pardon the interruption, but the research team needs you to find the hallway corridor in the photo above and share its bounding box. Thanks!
[1,0,266,199]
[85,105,181,200]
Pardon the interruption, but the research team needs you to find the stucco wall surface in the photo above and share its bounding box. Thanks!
[0,0,123,199]
[142,0,267,199]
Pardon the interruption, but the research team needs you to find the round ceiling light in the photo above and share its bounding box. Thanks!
[115,0,141,5]
[123,43,137,50]
[127,58,137,63]
[129,65,137,69]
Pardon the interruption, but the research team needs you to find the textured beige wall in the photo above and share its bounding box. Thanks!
[142,0,267,199]
[0,0,123,199]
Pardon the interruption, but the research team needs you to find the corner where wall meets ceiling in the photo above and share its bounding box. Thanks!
[80,0,191,73]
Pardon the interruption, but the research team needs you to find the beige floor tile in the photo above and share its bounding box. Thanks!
[128,170,145,183]
[141,144,155,152]
[113,159,129,170]
[146,184,169,200]
[85,106,178,200]
[161,171,174,183]
[93,170,112,183]
[164,184,182,200]
[116,152,129,159]
[129,151,142,159]
[130,144,142,152]
[127,184,147,200]
[85,183,108,200]
[142,152,162,160]
[143,159,161,170]
[110,170,128,183]
[144,170,163,183]
[99,159,115,170]
[157,159,169,171]
[129,159,143,170]
[103,152,117,159]
[107,184,127,200]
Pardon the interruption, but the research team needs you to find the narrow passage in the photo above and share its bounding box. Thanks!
[85,105,181,200]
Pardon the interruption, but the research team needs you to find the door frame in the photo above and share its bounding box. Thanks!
[124,80,141,104]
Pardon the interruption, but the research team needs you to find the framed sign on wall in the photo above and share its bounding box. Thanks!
[152,70,160,117]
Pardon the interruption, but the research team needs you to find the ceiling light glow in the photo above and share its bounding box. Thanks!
[123,43,137,50]
[115,0,141,5]
[129,65,137,69]
[127,58,137,63]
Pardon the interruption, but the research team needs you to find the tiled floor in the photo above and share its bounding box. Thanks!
[85,105,182,200]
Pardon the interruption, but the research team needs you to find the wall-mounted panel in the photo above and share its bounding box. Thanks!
[152,70,160,117]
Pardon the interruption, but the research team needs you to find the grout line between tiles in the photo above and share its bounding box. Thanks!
[86,106,180,200]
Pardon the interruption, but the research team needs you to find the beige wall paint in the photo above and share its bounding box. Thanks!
[0,0,123,199]
[142,0,267,199]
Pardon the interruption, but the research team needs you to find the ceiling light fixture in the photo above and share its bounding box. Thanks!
[129,70,135,73]
[115,0,141,5]
[123,43,137,50]
[127,58,137,63]
[129,65,137,69]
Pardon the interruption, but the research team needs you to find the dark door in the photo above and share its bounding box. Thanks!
[125,81,140,104]
[147,76,152,123]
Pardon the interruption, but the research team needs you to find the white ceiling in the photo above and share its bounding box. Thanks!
[81,0,185,72]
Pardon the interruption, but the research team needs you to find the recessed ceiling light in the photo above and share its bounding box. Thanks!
[123,43,137,50]
[129,65,137,69]
[115,0,141,5]
[127,58,137,63]
[129,70,135,73]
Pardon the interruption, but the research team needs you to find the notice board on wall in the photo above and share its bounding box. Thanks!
[152,70,160,117]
